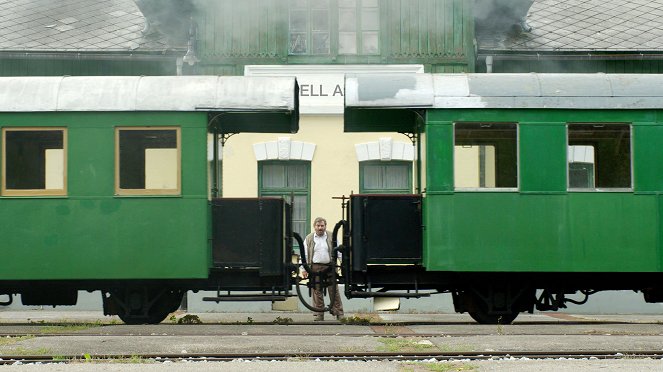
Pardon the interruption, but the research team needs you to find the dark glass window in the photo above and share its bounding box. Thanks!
[2,128,66,196]
[568,124,631,189]
[454,123,518,189]
[116,128,180,195]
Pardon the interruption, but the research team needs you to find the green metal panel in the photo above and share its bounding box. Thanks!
[519,123,566,192]
[423,108,663,273]
[484,58,663,74]
[634,124,663,192]
[424,193,661,272]
[0,59,175,76]
[425,122,453,192]
[195,0,286,64]
[0,112,209,280]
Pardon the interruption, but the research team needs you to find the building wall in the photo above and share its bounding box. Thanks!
[193,0,474,72]
[223,114,417,236]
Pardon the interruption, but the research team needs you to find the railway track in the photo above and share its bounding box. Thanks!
[0,350,662,364]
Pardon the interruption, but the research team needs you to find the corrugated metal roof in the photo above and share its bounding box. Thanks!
[0,0,178,53]
[478,0,663,52]
[0,76,297,112]
[346,73,663,109]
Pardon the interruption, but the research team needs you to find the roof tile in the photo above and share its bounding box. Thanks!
[479,0,663,52]
[0,0,184,53]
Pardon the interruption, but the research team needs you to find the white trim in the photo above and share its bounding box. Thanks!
[355,138,415,161]
[254,138,316,161]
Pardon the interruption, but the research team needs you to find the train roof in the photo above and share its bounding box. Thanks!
[0,76,298,113]
[344,73,663,132]
[346,73,663,110]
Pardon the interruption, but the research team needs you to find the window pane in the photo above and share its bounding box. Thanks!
[361,161,411,193]
[361,31,379,54]
[339,8,357,31]
[339,32,357,54]
[289,33,308,54]
[384,164,409,189]
[454,123,517,189]
[311,32,330,54]
[118,129,178,192]
[310,0,329,8]
[361,8,379,30]
[362,0,378,7]
[287,163,308,189]
[290,10,308,31]
[4,129,65,192]
[339,0,356,7]
[262,164,286,188]
[362,164,383,190]
[568,124,630,189]
[290,0,307,8]
[311,9,329,31]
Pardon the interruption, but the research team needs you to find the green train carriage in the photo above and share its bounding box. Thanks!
[0,76,299,324]
[341,73,663,323]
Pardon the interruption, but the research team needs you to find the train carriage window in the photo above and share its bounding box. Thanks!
[115,127,181,196]
[454,123,518,190]
[567,124,631,190]
[2,128,67,196]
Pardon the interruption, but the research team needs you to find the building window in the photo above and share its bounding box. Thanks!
[115,127,181,196]
[2,127,67,196]
[288,0,379,56]
[359,161,412,194]
[454,123,518,190]
[259,160,310,250]
[338,0,380,55]
[568,124,631,190]
[289,0,330,55]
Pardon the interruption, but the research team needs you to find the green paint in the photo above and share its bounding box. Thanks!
[423,108,663,273]
[0,112,209,280]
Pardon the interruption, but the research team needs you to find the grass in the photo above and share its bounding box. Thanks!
[377,337,437,352]
[340,313,382,325]
[0,335,35,346]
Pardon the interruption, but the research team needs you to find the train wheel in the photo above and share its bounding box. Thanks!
[459,287,530,325]
[468,307,519,325]
[107,288,183,325]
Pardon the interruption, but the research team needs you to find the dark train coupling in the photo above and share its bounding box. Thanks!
[535,289,599,312]
[291,232,341,314]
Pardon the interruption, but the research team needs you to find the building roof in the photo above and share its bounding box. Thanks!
[0,0,181,53]
[345,73,663,109]
[478,0,663,52]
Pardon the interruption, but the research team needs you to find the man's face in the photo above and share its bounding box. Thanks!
[314,221,326,236]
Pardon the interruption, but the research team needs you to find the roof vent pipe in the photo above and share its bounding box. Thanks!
[486,55,494,73]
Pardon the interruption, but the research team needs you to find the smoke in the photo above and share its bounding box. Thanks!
[133,0,195,47]
[474,0,535,34]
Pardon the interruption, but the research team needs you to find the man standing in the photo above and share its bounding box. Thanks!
[302,217,344,321]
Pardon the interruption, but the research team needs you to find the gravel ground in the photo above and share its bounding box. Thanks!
[0,359,662,371]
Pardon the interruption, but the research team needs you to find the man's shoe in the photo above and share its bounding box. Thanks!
[313,316,324,321]
[336,314,345,321]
